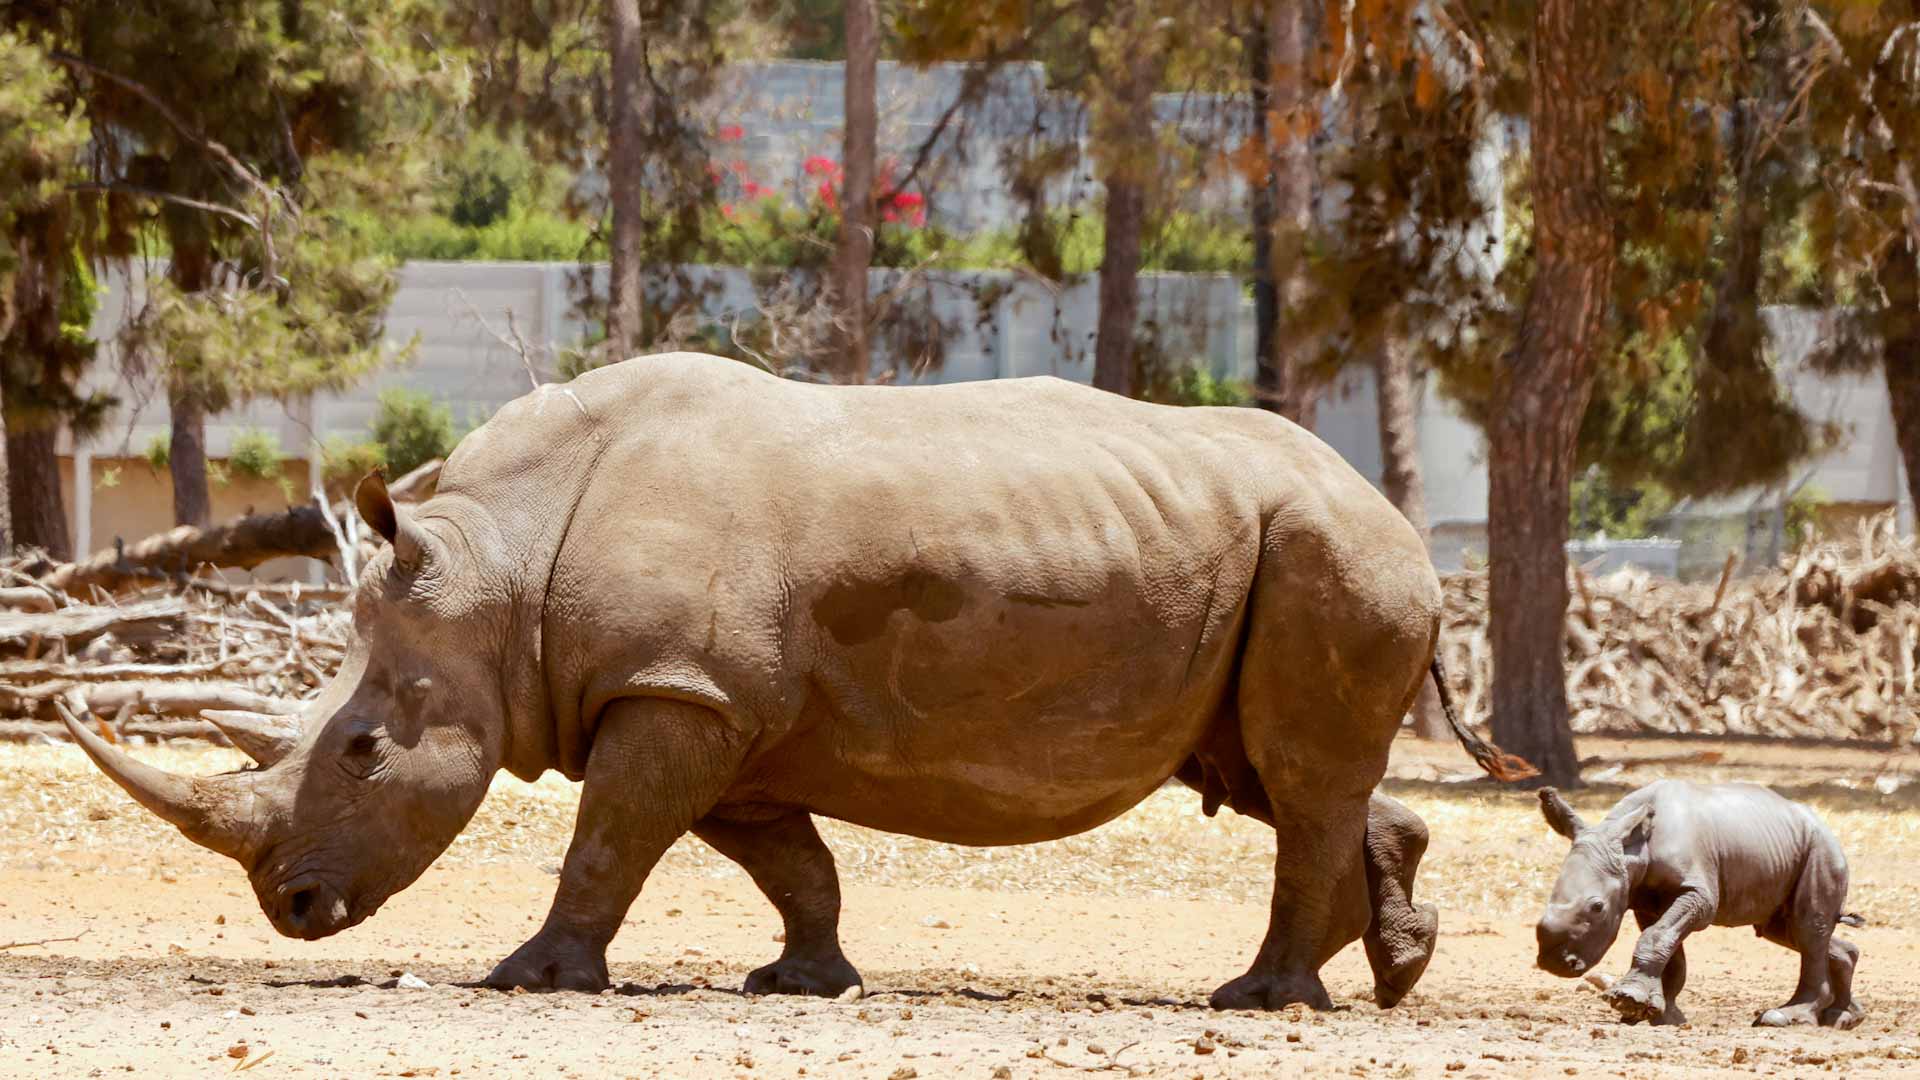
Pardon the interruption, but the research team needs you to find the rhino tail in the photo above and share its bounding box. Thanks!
[1430,658,1539,782]
[1839,912,1865,928]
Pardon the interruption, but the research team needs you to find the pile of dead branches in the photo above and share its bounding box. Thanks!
[1438,515,1920,745]
[0,579,346,741]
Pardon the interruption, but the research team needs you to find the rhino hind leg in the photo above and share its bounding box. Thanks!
[1753,832,1850,1028]
[486,699,751,993]
[1818,936,1864,1029]
[1360,794,1438,1009]
[693,810,861,998]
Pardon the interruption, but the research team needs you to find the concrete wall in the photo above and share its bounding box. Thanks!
[62,262,1907,576]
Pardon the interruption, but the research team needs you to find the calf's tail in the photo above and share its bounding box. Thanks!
[1430,658,1539,782]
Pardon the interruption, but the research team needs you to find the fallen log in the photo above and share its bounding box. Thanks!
[0,587,57,613]
[0,656,272,684]
[36,458,442,596]
[0,679,303,719]
[0,599,188,653]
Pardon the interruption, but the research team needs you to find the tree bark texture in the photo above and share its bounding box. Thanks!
[604,0,649,360]
[0,368,10,557]
[1093,178,1146,397]
[830,0,877,383]
[1247,11,1279,412]
[1374,340,1446,739]
[1485,0,1618,788]
[2,226,72,559]
[166,243,213,529]
[1253,0,1317,427]
[1886,334,1920,523]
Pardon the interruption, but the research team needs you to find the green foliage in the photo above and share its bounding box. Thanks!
[0,32,86,278]
[142,432,170,473]
[1568,467,1675,541]
[225,427,286,484]
[369,387,457,478]
[319,435,386,488]
[1141,366,1253,407]
[368,207,597,263]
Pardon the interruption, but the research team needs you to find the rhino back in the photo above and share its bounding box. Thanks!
[481,354,1428,835]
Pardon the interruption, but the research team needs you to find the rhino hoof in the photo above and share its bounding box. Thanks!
[743,954,861,998]
[1368,903,1439,1009]
[484,934,612,993]
[1819,1002,1864,1030]
[1602,973,1663,1023]
[1208,972,1333,1012]
[1753,1004,1821,1028]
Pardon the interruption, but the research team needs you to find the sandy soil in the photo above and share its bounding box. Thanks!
[2,734,1917,1078]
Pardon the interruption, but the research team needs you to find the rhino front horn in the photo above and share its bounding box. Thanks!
[58,701,260,861]
[203,709,302,766]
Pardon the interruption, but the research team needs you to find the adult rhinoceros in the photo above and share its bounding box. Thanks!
[65,352,1525,1010]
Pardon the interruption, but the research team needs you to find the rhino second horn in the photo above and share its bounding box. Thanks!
[204,709,302,766]
[57,701,260,861]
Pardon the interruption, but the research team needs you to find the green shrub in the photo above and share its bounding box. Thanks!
[320,435,385,489]
[143,431,169,472]
[370,386,457,477]
[225,427,285,483]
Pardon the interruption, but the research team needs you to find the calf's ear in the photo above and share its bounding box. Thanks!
[1607,803,1654,853]
[1538,787,1586,839]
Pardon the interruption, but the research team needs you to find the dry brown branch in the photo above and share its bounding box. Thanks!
[0,930,88,951]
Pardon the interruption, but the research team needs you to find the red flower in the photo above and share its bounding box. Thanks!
[890,190,925,210]
[742,180,764,198]
[717,124,745,142]
[804,155,838,177]
[910,206,926,227]
[818,181,838,209]
[721,203,737,218]
[883,206,900,223]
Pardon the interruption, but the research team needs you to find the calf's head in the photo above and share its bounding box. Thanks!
[65,474,508,940]
[1532,788,1652,978]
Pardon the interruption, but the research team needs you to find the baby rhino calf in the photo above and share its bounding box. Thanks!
[1533,781,1862,1029]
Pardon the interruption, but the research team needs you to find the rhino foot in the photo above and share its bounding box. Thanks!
[743,953,861,998]
[1819,1002,1864,1030]
[1367,902,1438,1009]
[1209,971,1334,1012]
[484,931,612,993]
[1602,971,1665,1024]
[1753,1003,1824,1028]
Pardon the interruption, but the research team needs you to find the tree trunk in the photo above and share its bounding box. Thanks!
[1246,11,1278,407]
[830,0,878,383]
[0,369,9,557]
[166,382,211,528]
[1253,0,1317,427]
[1093,178,1145,397]
[604,0,649,359]
[2,229,72,560]
[164,240,213,529]
[1375,339,1446,739]
[6,427,69,560]
[1485,0,1617,788]
[1888,350,1920,520]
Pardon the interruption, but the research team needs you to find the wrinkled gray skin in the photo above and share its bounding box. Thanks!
[66,353,1476,1010]
[1535,781,1863,1029]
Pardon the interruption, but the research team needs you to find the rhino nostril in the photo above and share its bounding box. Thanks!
[288,886,317,926]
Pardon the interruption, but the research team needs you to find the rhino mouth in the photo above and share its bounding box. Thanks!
[266,877,356,940]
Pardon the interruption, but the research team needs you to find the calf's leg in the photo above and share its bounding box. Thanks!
[693,810,860,997]
[1754,832,1850,1028]
[1361,793,1439,1008]
[1604,891,1711,1024]
[485,699,750,992]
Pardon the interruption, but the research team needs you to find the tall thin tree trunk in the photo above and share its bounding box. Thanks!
[1888,349,1920,520]
[1485,0,1617,788]
[1254,0,1317,427]
[604,0,649,359]
[1093,34,1155,399]
[1247,11,1278,402]
[6,427,68,559]
[2,226,72,558]
[1375,339,1446,739]
[167,242,213,528]
[0,356,9,556]
[1093,179,1146,396]
[831,0,878,383]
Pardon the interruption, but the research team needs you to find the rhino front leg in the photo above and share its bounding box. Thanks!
[1605,891,1711,1024]
[485,699,750,993]
[693,810,861,997]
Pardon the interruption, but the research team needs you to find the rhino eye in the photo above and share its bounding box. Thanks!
[1586,898,1606,916]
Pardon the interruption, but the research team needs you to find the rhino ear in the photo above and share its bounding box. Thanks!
[1606,803,1654,852]
[1538,787,1586,840]
[354,469,433,574]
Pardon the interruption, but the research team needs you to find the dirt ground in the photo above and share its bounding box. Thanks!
[2,733,1917,1078]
